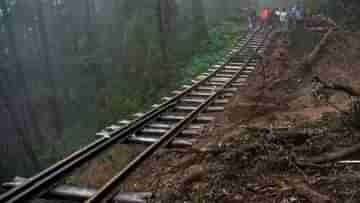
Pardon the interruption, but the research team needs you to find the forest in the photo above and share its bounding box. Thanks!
[0,0,254,180]
[1,0,360,191]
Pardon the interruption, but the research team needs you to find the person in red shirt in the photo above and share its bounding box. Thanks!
[261,7,270,26]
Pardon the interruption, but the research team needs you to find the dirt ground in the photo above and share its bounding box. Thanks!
[112,27,360,203]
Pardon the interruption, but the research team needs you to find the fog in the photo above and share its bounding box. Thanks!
[0,0,252,181]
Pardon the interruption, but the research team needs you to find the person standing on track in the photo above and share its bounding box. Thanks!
[248,7,257,31]
[290,5,299,30]
[268,8,275,26]
[295,5,305,30]
[260,7,270,27]
[280,8,288,32]
[274,8,281,26]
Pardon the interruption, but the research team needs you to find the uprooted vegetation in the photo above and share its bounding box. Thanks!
[111,22,360,203]
[207,29,360,203]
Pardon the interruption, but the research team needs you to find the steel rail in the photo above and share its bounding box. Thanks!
[0,29,260,203]
[85,28,272,203]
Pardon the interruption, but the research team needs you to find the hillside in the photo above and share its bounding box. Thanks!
[110,25,360,203]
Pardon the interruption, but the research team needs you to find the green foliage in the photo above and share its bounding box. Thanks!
[350,99,360,129]
[33,19,246,172]
[341,15,360,31]
[1,0,251,179]
[181,21,244,84]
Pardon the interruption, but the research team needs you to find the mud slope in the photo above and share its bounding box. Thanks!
[113,29,360,203]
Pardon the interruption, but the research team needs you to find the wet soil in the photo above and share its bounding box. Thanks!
[109,27,360,203]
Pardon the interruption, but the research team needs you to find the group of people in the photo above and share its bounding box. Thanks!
[247,5,305,32]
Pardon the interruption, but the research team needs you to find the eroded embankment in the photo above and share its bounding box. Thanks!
[104,27,360,203]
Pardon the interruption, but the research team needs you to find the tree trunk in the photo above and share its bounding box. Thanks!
[85,0,92,43]
[0,0,42,171]
[85,0,97,50]
[35,0,64,139]
[0,82,42,171]
[157,0,177,66]
[191,0,209,52]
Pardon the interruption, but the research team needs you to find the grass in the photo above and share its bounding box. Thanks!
[181,19,247,84]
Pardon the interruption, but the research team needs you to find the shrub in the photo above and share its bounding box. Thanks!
[350,98,360,129]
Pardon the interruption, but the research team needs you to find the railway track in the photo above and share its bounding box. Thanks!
[0,26,272,203]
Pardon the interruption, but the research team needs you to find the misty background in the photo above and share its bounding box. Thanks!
[0,0,255,181]
[0,0,351,183]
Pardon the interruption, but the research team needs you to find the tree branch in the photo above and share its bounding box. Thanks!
[313,76,360,97]
[302,142,360,164]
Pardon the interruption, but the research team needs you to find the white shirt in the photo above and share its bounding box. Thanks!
[280,12,288,22]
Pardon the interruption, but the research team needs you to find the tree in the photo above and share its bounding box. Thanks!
[157,0,177,66]
[85,0,97,49]
[0,0,42,171]
[34,0,64,139]
[191,0,209,51]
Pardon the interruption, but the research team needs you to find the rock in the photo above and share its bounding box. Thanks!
[183,165,206,185]
[112,192,153,203]
[223,194,244,203]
